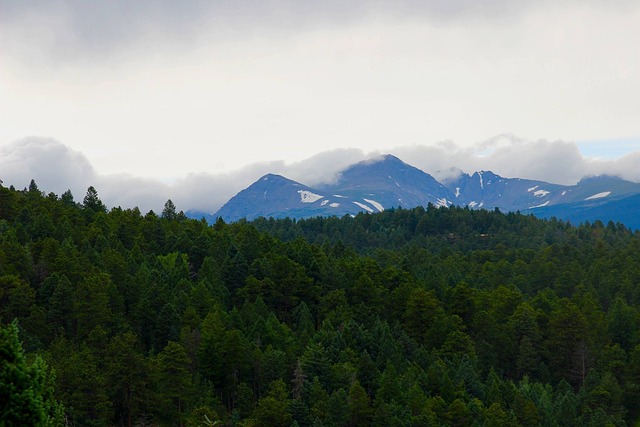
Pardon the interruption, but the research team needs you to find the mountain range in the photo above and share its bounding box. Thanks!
[188,154,640,230]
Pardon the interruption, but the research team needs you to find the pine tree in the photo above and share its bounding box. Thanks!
[155,341,193,426]
[162,199,177,220]
[28,179,42,197]
[252,379,292,426]
[348,379,372,427]
[83,186,106,213]
[105,332,150,427]
[60,189,75,206]
[0,321,65,426]
[326,388,349,427]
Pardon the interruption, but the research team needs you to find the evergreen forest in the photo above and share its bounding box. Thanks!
[2,181,640,426]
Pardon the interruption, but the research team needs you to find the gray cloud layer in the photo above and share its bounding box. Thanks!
[3,0,638,179]
[3,0,635,65]
[2,136,639,214]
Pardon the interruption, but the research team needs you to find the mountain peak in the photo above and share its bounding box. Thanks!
[252,174,301,187]
[379,153,402,162]
[347,154,405,170]
[473,170,501,178]
[323,154,453,209]
[259,173,289,181]
[343,153,420,175]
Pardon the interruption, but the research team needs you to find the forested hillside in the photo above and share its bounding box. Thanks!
[2,181,640,426]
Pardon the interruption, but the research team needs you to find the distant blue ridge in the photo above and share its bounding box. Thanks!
[186,155,640,231]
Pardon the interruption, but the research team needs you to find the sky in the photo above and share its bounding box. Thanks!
[1,0,640,213]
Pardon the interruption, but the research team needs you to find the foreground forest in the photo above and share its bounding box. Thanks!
[2,181,640,426]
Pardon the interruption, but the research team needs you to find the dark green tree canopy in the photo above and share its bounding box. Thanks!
[0,182,639,426]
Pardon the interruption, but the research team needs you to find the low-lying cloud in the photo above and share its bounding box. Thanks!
[396,135,640,186]
[2,136,640,215]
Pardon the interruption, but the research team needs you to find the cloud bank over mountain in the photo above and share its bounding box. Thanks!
[2,136,640,214]
[392,136,640,185]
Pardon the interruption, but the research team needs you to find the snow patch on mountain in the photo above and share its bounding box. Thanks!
[455,187,460,198]
[528,185,539,192]
[585,191,611,200]
[529,201,550,209]
[330,203,340,207]
[298,190,323,203]
[534,189,550,197]
[353,201,374,213]
[321,200,329,206]
[364,198,384,212]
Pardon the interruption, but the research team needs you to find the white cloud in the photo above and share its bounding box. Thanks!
[0,137,95,196]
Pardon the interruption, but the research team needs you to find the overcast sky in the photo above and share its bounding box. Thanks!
[2,1,640,212]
